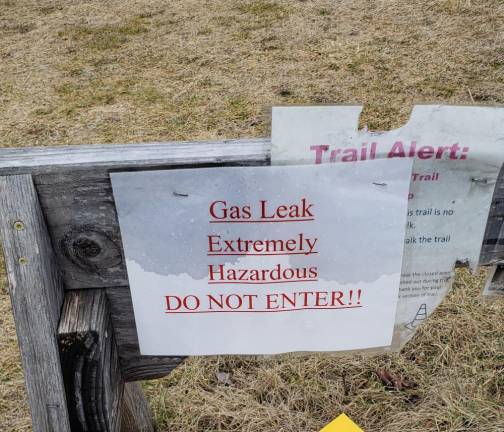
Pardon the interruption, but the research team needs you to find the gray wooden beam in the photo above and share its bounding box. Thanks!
[0,138,270,176]
[0,138,502,269]
[106,287,184,382]
[58,289,122,431]
[27,141,268,289]
[36,171,127,289]
[121,383,155,432]
[58,288,155,431]
[0,175,71,432]
[480,165,504,265]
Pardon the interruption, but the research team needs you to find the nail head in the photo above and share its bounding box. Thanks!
[13,221,25,231]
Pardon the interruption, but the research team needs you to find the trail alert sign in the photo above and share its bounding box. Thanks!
[271,104,504,349]
[111,161,412,355]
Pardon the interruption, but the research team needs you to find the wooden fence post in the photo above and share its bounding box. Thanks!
[58,288,154,432]
[0,175,71,432]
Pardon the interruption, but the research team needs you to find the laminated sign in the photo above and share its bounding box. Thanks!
[272,104,504,348]
[111,161,412,355]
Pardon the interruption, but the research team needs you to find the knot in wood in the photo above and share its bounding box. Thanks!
[60,226,122,272]
[74,237,101,258]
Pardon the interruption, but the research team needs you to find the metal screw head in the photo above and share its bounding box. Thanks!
[13,221,25,231]
[18,257,29,265]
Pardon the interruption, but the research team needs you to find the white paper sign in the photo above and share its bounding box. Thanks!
[111,161,412,355]
[271,105,504,348]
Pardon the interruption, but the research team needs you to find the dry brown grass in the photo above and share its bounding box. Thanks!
[143,269,504,431]
[0,0,503,431]
[0,254,31,432]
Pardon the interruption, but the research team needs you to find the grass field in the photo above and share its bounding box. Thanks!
[1,0,504,431]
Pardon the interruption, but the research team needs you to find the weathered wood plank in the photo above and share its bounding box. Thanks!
[58,289,123,431]
[0,138,270,175]
[58,289,155,431]
[30,143,269,289]
[28,158,504,289]
[0,175,71,432]
[0,139,269,287]
[480,165,504,265]
[36,171,126,289]
[1,138,503,275]
[121,383,155,432]
[106,287,185,382]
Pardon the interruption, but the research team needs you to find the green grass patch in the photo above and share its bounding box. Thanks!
[55,80,125,114]
[132,85,165,104]
[58,19,148,51]
[237,0,289,19]
[226,96,254,121]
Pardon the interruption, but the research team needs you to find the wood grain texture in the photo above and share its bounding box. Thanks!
[121,383,155,432]
[0,140,502,291]
[28,141,269,289]
[0,175,71,432]
[0,138,270,175]
[58,289,122,431]
[5,142,498,290]
[58,289,155,431]
[106,287,185,382]
[35,171,127,289]
[480,165,504,264]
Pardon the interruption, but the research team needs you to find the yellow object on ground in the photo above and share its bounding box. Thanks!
[320,413,363,432]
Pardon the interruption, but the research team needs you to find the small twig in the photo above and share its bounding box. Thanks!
[341,370,350,396]
[22,71,32,86]
[467,88,475,104]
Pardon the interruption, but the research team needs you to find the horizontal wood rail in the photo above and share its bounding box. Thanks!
[1,138,503,382]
